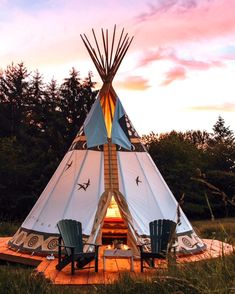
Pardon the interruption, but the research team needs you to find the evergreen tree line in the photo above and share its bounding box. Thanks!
[0,63,97,219]
[143,121,235,219]
[0,63,234,221]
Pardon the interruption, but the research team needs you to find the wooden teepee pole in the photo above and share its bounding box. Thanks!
[81,26,133,192]
[81,25,133,83]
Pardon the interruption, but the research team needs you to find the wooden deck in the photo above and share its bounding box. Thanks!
[0,237,234,285]
[0,237,42,266]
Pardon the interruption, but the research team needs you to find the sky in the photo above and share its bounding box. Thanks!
[0,0,235,135]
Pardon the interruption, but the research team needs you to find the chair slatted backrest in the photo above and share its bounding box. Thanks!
[57,219,83,256]
[149,219,176,254]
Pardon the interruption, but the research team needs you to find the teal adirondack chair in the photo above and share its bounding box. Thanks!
[56,219,100,275]
[138,219,177,272]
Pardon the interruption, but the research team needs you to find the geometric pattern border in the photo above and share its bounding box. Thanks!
[8,227,89,255]
[8,228,207,256]
[139,230,207,255]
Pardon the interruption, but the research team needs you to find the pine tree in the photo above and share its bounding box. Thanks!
[59,68,96,145]
[0,63,29,137]
[208,116,235,172]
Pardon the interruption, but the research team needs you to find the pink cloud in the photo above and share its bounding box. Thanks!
[137,0,198,22]
[161,66,186,86]
[189,103,235,112]
[139,47,176,66]
[139,47,224,71]
[116,76,150,91]
[221,52,235,61]
[134,1,235,47]
[177,59,224,70]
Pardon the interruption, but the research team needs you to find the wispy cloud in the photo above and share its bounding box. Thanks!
[136,0,198,22]
[116,76,150,91]
[161,66,186,86]
[139,47,224,70]
[139,46,224,86]
[139,47,175,66]
[188,103,235,112]
[177,59,224,70]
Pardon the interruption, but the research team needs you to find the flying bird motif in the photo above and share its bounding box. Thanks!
[77,179,90,191]
[65,161,73,171]
[83,179,90,190]
[77,183,86,191]
[135,176,142,186]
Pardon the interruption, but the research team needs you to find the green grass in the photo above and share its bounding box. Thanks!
[0,219,234,293]
[192,217,235,244]
[0,221,19,237]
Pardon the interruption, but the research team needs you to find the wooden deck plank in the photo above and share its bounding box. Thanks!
[40,260,60,282]
[0,245,11,255]
[0,252,42,266]
[88,270,105,285]
[70,270,89,285]
[0,237,10,247]
[36,258,52,273]
[0,237,234,285]
[54,265,73,285]
[0,237,43,266]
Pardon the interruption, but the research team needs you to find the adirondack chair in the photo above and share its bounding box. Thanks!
[138,219,177,272]
[56,219,100,275]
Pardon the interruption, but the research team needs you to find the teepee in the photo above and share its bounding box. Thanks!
[9,26,206,255]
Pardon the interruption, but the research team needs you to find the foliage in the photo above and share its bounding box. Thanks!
[207,116,235,172]
[143,121,235,219]
[0,63,97,220]
[0,221,19,237]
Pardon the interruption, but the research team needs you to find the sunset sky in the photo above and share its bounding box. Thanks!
[1,0,235,135]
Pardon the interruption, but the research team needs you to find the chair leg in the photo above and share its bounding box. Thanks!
[56,256,71,271]
[71,248,75,275]
[140,257,144,272]
[95,256,98,272]
[151,258,155,268]
[58,237,62,264]
[95,245,99,272]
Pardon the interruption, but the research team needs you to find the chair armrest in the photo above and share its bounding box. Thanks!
[137,243,151,254]
[137,243,151,248]
[85,243,101,247]
[171,243,178,248]
[57,244,76,249]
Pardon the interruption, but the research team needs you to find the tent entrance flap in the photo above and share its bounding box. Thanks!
[87,190,139,254]
[102,196,128,244]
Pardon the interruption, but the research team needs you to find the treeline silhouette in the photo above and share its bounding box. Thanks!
[0,63,234,221]
[0,63,97,220]
[144,119,235,219]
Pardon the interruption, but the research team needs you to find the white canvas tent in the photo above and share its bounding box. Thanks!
[9,26,206,255]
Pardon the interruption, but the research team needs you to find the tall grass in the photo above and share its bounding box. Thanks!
[0,266,51,294]
[102,252,235,294]
[192,217,235,244]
